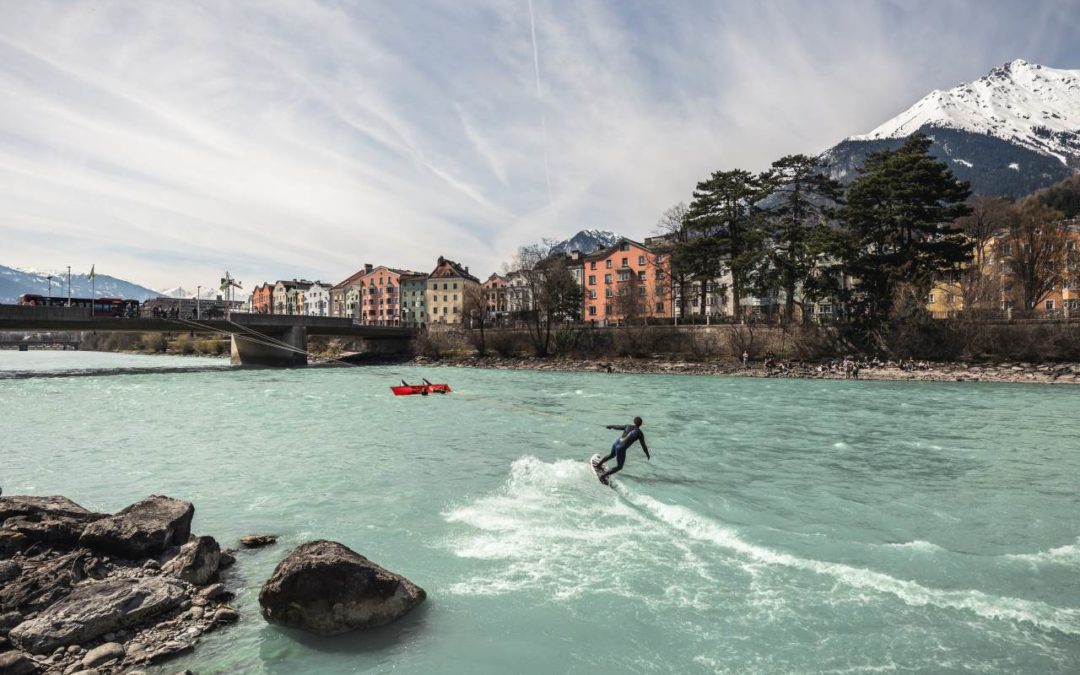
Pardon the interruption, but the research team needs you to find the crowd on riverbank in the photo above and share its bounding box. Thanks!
[406,354,1080,385]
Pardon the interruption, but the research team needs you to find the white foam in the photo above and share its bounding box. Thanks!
[444,456,722,602]
[879,540,944,553]
[623,491,1080,635]
[1005,539,1080,567]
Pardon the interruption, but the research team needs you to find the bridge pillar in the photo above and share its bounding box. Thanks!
[230,326,307,367]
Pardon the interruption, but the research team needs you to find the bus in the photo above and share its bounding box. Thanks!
[18,294,140,318]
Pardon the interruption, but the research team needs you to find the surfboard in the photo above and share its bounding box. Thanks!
[590,454,610,485]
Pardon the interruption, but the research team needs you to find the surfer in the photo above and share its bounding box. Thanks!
[595,417,650,481]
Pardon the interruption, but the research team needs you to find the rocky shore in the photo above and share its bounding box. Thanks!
[0,495,239,675]
[411,355,1080,385]
[1,494,428,675]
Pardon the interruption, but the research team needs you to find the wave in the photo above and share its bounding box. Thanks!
[1004,539,1080,567]
[878,540,945,553]
[620,487,1080,636]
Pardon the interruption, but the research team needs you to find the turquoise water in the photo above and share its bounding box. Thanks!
[1,353,1079,673]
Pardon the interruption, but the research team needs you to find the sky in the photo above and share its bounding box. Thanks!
[1,0,1079,291]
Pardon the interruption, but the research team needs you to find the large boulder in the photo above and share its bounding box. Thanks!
[0,497,104,549]
[258,540,426,635]
[0,496,97,524]
[79,496,193,558]
[8,577,186,654]
[162,536,220,586]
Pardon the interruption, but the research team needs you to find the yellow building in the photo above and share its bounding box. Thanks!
[425,256,481,326]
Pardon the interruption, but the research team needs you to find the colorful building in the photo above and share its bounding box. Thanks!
[426,256,481,326]
[483,273,508,323]
[358,266,421,326]
[303,282,332,316]
[400,273,429,329]
[582,239,670,325]
[330,265,372,318]
[251,283,275,314]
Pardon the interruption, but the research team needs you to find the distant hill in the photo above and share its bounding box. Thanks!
[0,265,161,304]
[549,229,622,255]
[820,59,1080,197]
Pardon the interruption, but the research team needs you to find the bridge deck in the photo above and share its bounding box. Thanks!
[0,307,414,339]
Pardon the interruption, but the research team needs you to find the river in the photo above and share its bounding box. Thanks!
[1,351,1078,673]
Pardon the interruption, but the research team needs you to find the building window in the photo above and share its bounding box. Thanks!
[638,255,646,266]
[605,288,612,298]
[621,257,628,267]
[590,289,597,299]
[453,283,458,289]
[605,274,612,284]
[588,306,596,316]
[639,287,646,296]
[605,260,613,269]
[590,261,597,270]
[620,243,630,251]
[1045,299,1055,311]
[928,293,935,303]
[588,275,596,285]
[656,302,664,312]
[638,271,646,281]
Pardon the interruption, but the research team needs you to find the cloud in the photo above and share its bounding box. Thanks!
[0,0,1077,290]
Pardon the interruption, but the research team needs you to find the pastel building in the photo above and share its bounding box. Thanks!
[251,283,275,314]
[330,265,372,318]
[359,266,420,326]
[400,273,429,328]
[426,256,481,326]
[483,273,508,322]
[304,282,332,316]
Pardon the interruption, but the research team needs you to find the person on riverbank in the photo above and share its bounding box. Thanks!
[595,417,650,481]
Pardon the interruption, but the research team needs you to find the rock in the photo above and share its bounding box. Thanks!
[79,496,194,558]
[0,530,30,557]
[197,583,230,602]
[182,606,204,621]
[80,642,124,669]
[142,559,161,571]
[0,559,21,583]
[1,515,95,549]
[239,534,277,549]
[8,577,186,654]
[67,670,100,675]
[0,650,40,675]
[0,610,23,631]
[162,536,220,586]
[217,550,236,570]
[259,540,426,635]
[0,549,82,615]
[0,496,98,525]
[212,607,239,624]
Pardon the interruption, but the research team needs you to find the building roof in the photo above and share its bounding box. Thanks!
[429,256,480,282]
[582,238,653,262]
[331,268,370,291]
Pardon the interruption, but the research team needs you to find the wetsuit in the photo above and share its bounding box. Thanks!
[597,424,649,479]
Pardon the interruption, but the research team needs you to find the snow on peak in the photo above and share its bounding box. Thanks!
[850,60,1080,164]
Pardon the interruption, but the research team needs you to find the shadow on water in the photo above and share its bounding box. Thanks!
[622,474,718,488]
[259,602,431,662]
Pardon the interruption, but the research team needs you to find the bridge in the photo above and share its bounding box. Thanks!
[0,305,415,366]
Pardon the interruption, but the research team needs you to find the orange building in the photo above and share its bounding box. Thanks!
[251,283,275,314]
[582,239,670,325]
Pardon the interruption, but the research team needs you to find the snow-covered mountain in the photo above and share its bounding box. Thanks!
[821,60,1080,196]
[549,229,622,255]
[0,265,161,304]
[159,286,221,300]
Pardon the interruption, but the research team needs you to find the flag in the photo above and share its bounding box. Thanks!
[88,265,95,281]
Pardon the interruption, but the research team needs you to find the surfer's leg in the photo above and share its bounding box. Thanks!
[601,448,626,479]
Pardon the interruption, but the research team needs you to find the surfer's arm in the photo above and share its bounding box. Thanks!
[640,438,650,460]
[605,424,623,430]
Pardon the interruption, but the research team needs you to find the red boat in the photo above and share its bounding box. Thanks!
[391,383,452,396]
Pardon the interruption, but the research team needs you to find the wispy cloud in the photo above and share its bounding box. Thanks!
[0,0,1077,289]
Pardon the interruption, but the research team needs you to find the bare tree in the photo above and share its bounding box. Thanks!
[507,242,583,356]
[462,283,488,356]
[1003,199,1068,313]
[955,196,1017,314]
[654,202,696,320]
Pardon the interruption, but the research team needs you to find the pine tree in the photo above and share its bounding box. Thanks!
[684,169,765,321]
[838,134,973,330]
[756,154,843,324]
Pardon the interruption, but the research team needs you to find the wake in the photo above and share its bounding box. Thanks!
[614,482,1080,636]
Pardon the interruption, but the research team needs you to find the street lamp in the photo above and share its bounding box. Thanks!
[196,286,201,320]
[46,275,54,301]
[66,266,71,307]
